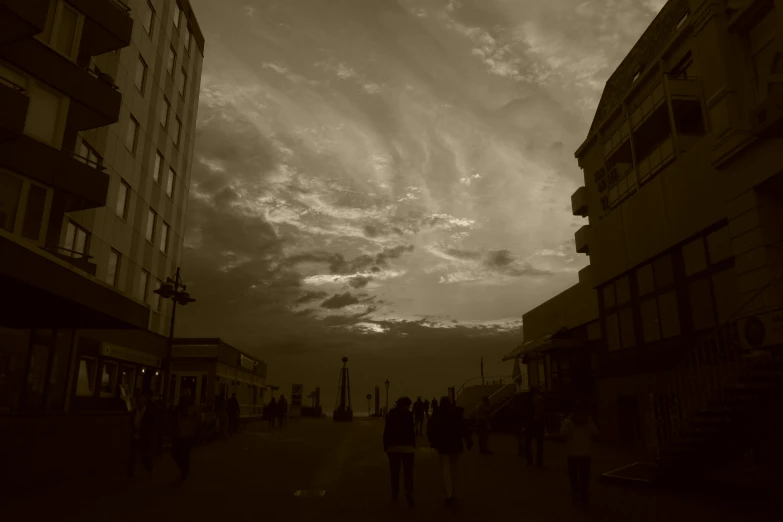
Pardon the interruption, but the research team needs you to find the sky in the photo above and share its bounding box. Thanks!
[179,0,669,408]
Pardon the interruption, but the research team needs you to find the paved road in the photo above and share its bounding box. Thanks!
[3,418,773,521]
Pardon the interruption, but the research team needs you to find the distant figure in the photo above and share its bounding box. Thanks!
[278,395,288,427]
[215,392,229,437]
[428,396,473,505]
[547,401,599,507]
[412,397,425,436]
[172,391,201,480]
[267,398,278,428]
[423,399,430,419]
[523,386,547,467]
[383,396,416,507]
[431,397,439,413]
[127,391,154,477]
[227,393,240,435]
[477,396,493,455]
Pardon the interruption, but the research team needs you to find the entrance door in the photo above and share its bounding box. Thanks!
[180,376,197,400]
[618,395,640,444]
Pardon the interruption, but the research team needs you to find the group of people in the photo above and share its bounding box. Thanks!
[383,387,599,508]
[265,395,288,428]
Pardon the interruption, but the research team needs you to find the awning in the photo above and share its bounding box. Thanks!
[502,333,586,361]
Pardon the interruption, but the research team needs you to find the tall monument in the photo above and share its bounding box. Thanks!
[333,357,353,422]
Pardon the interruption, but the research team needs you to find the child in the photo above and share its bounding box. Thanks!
[547,401,599,507]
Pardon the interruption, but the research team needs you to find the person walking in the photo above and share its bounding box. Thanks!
[383,396,416,507]
[427,396,473,505]
[227,392,240,435]
[431,397,439,414]
[172,391,200,480]
[278,395,288,427]
[412,397,425,436]
[127,392,154,477]
[524,386,547,467]
[215,392,229,438]
[477,396,493,455]
[547,401,599,506]
[266,397,278,428]
[423,399,430,420]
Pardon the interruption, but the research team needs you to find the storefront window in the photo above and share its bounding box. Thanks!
[75,357,97,397]
[99,360,118,397]
[616,276,631,305]
[654,254,674,288]
[45,329,73,411]
[0,327,31,412]
[619,308,636,348]
[689,278,716,331]
[641,298,662,343]
[25,332,53,410]
[636,263,655,296]
[658,291,681,338]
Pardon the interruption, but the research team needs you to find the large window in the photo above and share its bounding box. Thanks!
[116,179,130,219]
[21,184,48,242]
[142,1,155,36]
[152,280,162,311]
[167,46,177,76]
[126,115,139,154]
[107,248,121,286]
[77,138,102,167]
[159,97,170,130]
[166,167,176,198]
[172,1,182,29]
[0,172,23,232]
[138,269,150,304]
[63,219,89,258]
[135,54,148,94]
[173,117,182,147]
[0,171,50,243]
[160,222,170,255]
[748,4,778,102]
[185,28,192,53]
[682,226,735,332]
[153,150,163,184]
[38,1,83,61]
[178,68,187,97]
[146,208,157,242]
[75,357,97,397]
[99,360,119,398]
[24,82,63,146]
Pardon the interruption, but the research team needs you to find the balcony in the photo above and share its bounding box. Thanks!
[575,225,591,255]
[751,89,783,139]
[637,136,675,185]
[43,246,98,277]
[0,38,122,130]
[571,186,588,217]
[666,75,700,100]
[630,80,667,130]
[69,0,133,56]
[605,164,637,209]
[0,76,28,142]
[0,0,50,46]
[0,134,110,212]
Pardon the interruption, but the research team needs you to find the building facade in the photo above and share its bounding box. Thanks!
[0,0,204,488]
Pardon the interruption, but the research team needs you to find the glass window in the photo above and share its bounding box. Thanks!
[159,97,170,129]
[138,270,150,302]
[64,220,88,258]
[116,180,129,219]
[174,117,182,147]
[173,2,182,29]
[0,327,32,412]
[99,360,119,398]
[75,357,97,397]
[640,298,661,343]
[166,168,176,198]
[689,278,716,331]
[126,116,139,153]
[107,249,120,286]
[53,4,79,58]
[23,338,51,410]
[153,151,163,183]
[152,280,162,311]
[636,263,654,296]
[146,208,156,242]
[683,237,707,276]
[142,1,155,35]
[135,55,147,93]
[21,184,47,241]
[707,226,732,265]
[167,46,176,75]
[46,330,73,411]
[78,139,101,166]
[185,29,192,52]
[616,276,631,305]
[712,268,739,322]
[658,291,681,339]
[178,68,187,97]
[619,308,635,348]
[160,222,170,254]
[654,254,674,288]
[24,82,61,145]
[603,284,616,309]
[0,172,22,232]
[606,313,620,351]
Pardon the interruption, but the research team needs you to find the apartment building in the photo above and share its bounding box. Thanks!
[0,0,204,488]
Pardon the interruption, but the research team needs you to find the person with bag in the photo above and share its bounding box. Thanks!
[172,390,201,480]
[546,401,599,507]
[427,396,473,505]
[383,396,416,507]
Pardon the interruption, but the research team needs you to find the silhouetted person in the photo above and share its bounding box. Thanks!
[172,391,200,480]
[431,397,439,413]
[428,396,473,505]
[547,401,599,507]
[423,399,430,420]
[227,393,240,434]
[278,395,288,427]
[267,398,278,428]
[128,391,154,477]
[477,396,493,455]
[412,397,425,436]
[383,396,415,507]
[215,392,229,437]
[523,386,546,467]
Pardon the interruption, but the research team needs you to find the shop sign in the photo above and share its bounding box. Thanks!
[101,343,161,367]
[739,310,783,349]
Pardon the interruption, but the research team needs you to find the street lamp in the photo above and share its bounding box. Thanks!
[154,267,196,407]
[384,378,390,416]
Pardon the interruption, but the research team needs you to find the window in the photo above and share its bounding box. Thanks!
[152,279,162,311]
[602,284,616,309]
[173,117,182,147]
[77,138,101,167]
[159,97,170,130]
[606,313,621,351]
[707,226,732,265]
[178,68,187,97]
[63,220,89,258]
[712,268,739,322]
[126,115,139,154]
[116,179,130,219]
[135,55,147,94]
[24,82,62,146]
[21,185,47,241]
[632,70,641,83]
[619,308,635,348]
[138,270,150,303]
[185,28,192,53]
[658,291,681,339]
[153,151,163,184]
[173,2,182,29]
[166,168,176,198]
[107,249,121,286]
[616,276,631,305]
[748,5,778,101]
[641,298,662,343]
[653,254,674,288]
[75,357,97,397]
[167,46,176,76]
[142,0,155,36]
[636,264,655,296]
[160,222,170,254]
[676,13,688,31]
[99,360,119,398]
[683,237,707,276]
[146,208,157,242]
[0,172,23,232]
[39,1,82,61]
[689,278,716,331]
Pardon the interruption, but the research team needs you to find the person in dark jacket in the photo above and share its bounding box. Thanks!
[227,393,240,434]
[172,391,201,480]
[383,396,416,506]
[431,397,439,413]
[423,399,430,420]
[278,395,288,427]
[412,397,425,436]
[523,386,547,467]
[127,391,155,477]
[427,396,473,505]
[267,398,278,428]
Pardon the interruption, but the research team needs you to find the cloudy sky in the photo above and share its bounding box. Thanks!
[179,0,667,407]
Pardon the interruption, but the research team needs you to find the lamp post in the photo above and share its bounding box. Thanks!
[154,266,196,407]
[384,378,390,416]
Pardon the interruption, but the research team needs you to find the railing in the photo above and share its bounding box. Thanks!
[43,245,93,260]
[66,149,106,171]
[109,0,132,14]
[454,375,512,400]
[85,66,120,91]
[637,135,674,184]
[0,75,25,92]
[647,270,783,458]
